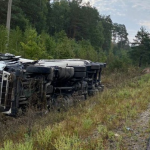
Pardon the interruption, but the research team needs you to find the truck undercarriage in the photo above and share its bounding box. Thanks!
[0,53,106,116]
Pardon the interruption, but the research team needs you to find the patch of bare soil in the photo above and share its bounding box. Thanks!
[121,104,150,150]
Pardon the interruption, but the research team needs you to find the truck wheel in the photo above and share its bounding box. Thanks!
[73,66,86,72]
[26,66,52,74]
[74,72,86,78]
[86,64,100,70]
[91,63,100,70]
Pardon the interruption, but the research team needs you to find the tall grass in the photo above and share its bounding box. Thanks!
[1,68,150,150]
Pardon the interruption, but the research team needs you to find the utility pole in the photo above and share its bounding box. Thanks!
[6,0,12,48]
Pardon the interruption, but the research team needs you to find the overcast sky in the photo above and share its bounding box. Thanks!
[82,0,150,42]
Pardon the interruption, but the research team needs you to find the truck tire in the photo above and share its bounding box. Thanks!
[73,66,86,72]
[26,66,52,74]
[74,72,86,78]
[86,64,100,71]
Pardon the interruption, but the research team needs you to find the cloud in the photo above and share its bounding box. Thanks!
[82,0,150,15]
[82,0,127,16]
[132,4,141,8]
[115,12,126,16]
[131,0,150,11]
[139,21,150,30]
[81,0,96,6]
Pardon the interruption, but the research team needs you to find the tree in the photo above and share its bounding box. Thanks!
[67,0,82,39]
[53,30,75,59]
[0,26,7,52]
[11,0,28,31]
[80,5,104,50]
[90,22,104,51]
[0,0,8,25]
[77,40,98,61]
[9,26,23,54]
[112,23,129,49]
[20,27,47,59]
[19,0,48,33]
[47,0,70,35]
[100,15,113,52]
[130,27,150,67]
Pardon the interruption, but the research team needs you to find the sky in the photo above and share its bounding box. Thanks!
[82,0,150,42]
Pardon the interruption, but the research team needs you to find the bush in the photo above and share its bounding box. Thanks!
[107,49,132,72]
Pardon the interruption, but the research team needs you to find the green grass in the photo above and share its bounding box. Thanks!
[1,67,150,149]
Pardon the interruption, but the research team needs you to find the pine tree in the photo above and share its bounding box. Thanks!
[130,27,150,67]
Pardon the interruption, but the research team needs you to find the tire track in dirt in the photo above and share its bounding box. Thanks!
[123,104,150,150]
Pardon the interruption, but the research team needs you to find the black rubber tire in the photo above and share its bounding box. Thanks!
[97,63,106,68]
[87,70,96,74]
[26,66,52,74]
[91,63,100,70]
[86,64,100,70]
[74,72,86,78]
[100,64,104,68]
[73,66,86,72]
[86,65,92,71]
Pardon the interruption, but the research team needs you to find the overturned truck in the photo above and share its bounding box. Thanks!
[0,53,106,116]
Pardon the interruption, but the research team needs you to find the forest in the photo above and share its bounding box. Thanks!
[0,0,150,70]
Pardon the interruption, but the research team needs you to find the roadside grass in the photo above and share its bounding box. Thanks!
[1,67,150,149]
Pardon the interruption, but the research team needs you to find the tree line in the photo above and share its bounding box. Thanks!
[0,0,150,70]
